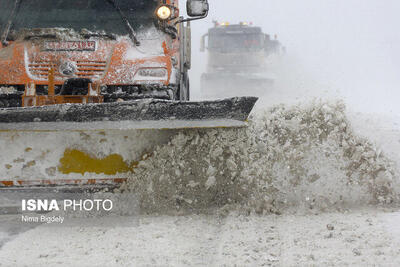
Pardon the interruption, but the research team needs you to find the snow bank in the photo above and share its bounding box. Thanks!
[119,100,399,214]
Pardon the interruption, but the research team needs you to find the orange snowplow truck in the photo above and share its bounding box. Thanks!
[0,0,258,191]
[0,0,208,108]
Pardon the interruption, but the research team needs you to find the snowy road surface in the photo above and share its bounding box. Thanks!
[0,208,399,266]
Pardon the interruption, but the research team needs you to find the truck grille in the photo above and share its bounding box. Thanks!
[28,60,107,80]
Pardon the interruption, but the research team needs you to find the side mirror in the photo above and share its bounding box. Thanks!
[187,0,209,17]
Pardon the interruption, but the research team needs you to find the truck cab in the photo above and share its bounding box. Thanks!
[0,0,208,108]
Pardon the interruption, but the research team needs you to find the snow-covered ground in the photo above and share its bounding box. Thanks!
[0,208,400,266]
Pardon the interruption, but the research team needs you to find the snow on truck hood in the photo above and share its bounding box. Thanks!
[124,38,166,60]
[23,26,166,61]
[123,27,166,60]
[16,26,169,83]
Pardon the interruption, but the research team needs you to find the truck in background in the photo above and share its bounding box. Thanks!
[200,21,283,98]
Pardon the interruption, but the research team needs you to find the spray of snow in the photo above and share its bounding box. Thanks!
[119,100,399,214]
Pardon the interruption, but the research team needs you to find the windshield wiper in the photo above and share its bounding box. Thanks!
[106,0,140,46]
[1,0,21,46]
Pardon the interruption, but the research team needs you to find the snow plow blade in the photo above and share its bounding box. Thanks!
[0,97,257,192]
[0,97,257,131]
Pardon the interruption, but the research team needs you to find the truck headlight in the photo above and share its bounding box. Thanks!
[156,6,172,20]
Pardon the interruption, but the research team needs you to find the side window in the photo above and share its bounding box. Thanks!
[209,35,223,49]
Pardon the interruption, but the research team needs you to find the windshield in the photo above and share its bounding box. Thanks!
[0,0,159,37]
[209,33,264,53]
